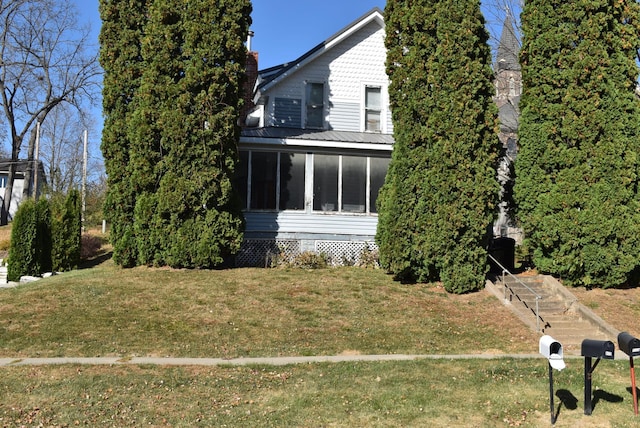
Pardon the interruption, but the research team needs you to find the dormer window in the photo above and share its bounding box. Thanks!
[365,86,382,132]
[305,82,324,128]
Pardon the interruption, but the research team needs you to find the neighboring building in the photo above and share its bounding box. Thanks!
[493,13,522,242]
[236,8,392,266]
[494,12,521,151]
[0,159,47,221]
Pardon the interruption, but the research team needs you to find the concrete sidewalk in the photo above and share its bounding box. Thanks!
[0,353,560,367]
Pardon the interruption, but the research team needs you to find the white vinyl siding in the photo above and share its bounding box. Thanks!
[329,101,360,132]
[262,21,391,134]
[243,211,379,236]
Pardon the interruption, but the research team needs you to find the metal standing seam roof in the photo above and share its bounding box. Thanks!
[241,127,394,146]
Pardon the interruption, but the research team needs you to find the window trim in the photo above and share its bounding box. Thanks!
[362,83,385,133]
[304,81,326,129]
[239,150,389,216]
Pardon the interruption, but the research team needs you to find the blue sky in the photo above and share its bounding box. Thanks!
[73,1,387,70]
[71,1,389,146]
[250,1,386,68]
[74,0,513,82]
[71,0,510,144]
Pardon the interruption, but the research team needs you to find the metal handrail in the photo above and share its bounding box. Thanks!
[488,254,542,332]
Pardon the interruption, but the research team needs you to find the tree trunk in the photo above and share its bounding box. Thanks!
[22,122,40,200]
[1,162,17,225]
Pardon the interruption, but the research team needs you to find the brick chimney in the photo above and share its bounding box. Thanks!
[241,31,258,126]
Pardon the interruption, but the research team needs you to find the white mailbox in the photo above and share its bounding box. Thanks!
[539,335,565,370]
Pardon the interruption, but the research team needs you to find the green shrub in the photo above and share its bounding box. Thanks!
[355,246,380,269]
[8,198,52,281]
[377,0,500,293]
[286,251,329,269]
[515,0,640,288]
[51,190,82,271]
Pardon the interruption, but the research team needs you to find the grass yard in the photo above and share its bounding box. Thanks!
[2,250,640,426]
[1,359,638,427]
[0,260,540,358]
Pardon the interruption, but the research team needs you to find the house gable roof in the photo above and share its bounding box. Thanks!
[0,159,47,183]
[255,7,385,95]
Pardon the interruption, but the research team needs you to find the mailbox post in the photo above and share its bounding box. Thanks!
[618,332,640,416]
[539,335,565,425]
[581,339,615,415]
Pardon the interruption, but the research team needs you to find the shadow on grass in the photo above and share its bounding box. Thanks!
[79,251,112,270]
[554,389,578,421]
[625,386,640,410]
[591,389,623,413]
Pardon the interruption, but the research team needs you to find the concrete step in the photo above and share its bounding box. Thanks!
[487,274,621,355]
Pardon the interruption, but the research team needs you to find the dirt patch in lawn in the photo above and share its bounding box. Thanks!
[569,285,640,338]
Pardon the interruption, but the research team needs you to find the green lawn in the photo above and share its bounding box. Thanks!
[1,359,637,427]
[0,260,539,358]
[1,258,638,426]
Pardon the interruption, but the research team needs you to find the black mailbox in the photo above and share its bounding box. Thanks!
[581,339,615,359]
[582,338,616,416]
[618,332,640,357]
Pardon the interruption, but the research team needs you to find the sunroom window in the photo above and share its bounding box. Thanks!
[341,156,366,213]
[313,154,338,212]
[279,152,305,210]
[236,151,389,215]
[235,151,306,211]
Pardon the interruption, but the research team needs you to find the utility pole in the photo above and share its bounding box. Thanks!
[33,121,40,200]
[82,129,88,232]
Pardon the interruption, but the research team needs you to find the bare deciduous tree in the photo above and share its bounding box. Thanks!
[0,0,100,224]
[39,103,100,195]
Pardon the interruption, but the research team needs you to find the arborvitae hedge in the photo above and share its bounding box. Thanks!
[51,190,82,272]
[515,0,640,288]
[99,0,148,267]
[100,0,249,269]
[8,199,52,281]
[377,0,500,293]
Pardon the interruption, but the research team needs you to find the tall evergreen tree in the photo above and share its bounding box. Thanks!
[377,0,500,293]
[99,0,149,267]
[100,0,250,268]
[515,0,640,288]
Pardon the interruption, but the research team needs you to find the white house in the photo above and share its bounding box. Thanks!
[236,7,393,266]
[0,159,46,221]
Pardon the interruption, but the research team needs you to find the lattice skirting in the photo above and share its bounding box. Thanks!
[235,239,300,267]
[236,239,378,267]
[315,241,378,266]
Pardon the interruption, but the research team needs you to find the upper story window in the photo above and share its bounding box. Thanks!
[365,86,382,132]
[305,82,324,128]
[274,98,301,128]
